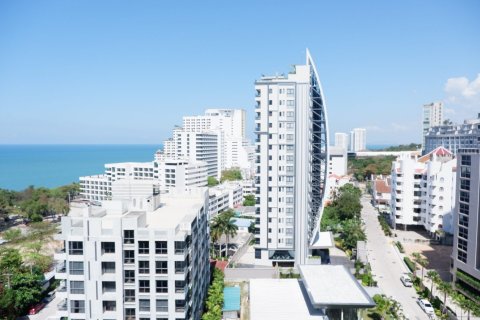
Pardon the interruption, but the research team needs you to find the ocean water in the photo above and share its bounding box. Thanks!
[0,145,162,191]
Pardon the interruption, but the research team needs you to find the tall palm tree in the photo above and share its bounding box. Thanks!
[210,215,224,258]
[221,210,238,258]
[412,252,428,284]
[437,281,452,314]
[426,270,440,299]
[452,291,466,319]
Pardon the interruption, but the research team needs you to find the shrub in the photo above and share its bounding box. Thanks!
[2,228,22,241]
[395,241,405,253]
[404,257,416,272]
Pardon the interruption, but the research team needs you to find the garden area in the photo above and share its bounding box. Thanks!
[320,183,366,257]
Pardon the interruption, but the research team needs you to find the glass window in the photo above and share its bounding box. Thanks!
[70,281,84,294]
[156,261,168,274]
[124,250,135,264]
[124,230,134,244]
[139,261,150,274]
[69,261,84,275]
[103,301,116,312]
[102,281,116,293]
[101,242,115,254]
[174,241,185,254]
[138,241,149,254]
[68,241,83,255]
[101,261,115,274]
[124,270,135,283]
[156,280,168,293]
[70,300,85,313]
[139,280,150,293]
[124,289,135,302]
[155,241,168,254]
[139,299,150,312]
[156,299,168,312]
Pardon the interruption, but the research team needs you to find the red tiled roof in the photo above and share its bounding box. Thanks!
[418,146,453,163]
[374,180,390,194]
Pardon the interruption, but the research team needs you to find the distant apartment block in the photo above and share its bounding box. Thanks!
[54,186,210,320]
[452,148,480,300]
[424,113,480,154]
[390,147,456,234]
[254,50,328,266]
[349,128,366,152]
[79,159,208,201]
[334,132,349,151]
[208,181,243,217]
[158,109,254,179]
[422,102,444,149]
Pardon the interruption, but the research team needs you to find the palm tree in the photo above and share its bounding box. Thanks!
[210,215,224,258]
[221,210,238,258]
[452,292,466,319]
[437,281,452,314]
[426,270,440,299]
[412,252,428,284]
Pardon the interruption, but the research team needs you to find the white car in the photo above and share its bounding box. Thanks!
[418,298,435,315]
[400,273,413,287]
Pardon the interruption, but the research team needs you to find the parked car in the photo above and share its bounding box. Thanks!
[28,302,46,315]
[400,273,413,287]
[418,298,435,315]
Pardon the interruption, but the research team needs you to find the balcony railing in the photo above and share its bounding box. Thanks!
[56,263,66,273]
[57,300,67,311]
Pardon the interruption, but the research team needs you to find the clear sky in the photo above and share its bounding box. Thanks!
[1,0,479,145]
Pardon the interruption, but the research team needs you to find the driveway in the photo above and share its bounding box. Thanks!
[361,194,430,320]
[28,295,60,320]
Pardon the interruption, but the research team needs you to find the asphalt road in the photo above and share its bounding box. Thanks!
[361,194,430,320]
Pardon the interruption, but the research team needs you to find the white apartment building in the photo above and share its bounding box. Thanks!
[424,114,480,154]
[241,179,256,196]
[452,148,480,300]
[80,160,208,201]
[349,128,367,152]
[422,102,444,149]
[328,146,347,176]
[161,128,221,179]
[254,50,328,266]
[182,109,253,177]
[390,147,456,234]
[54,186,210,320]
[334,132,349,151]
[208,181,243,217]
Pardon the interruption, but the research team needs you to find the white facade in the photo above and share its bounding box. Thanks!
[334,132,349,151]
[372,176,391,212]
[422,102,444,148]
[241,179,256,196]
[80,159,208,201]
[161,128,221,179]
[208,181,243,217]
[349,128,367,152]
[254,50,328,266]
[54,187,210,320]
[390,147,456,234]
[328,146,347,176]
[182,109,253,177]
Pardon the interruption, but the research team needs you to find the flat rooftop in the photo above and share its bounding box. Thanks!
[299,265,375,308]
[250,279,328,320]
[144,190,206,228]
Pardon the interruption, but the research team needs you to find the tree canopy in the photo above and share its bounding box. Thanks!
[220,168,242,182]
[349,156,395,181]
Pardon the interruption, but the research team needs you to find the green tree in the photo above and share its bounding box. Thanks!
[208,176,220,187]
[0,248,23,278]
[412,253,428,284]
[340,218,366,250]
[426,270,440,299]
[4,272,43,317]
[210,210,238,258]
[220,168,242,182]
[437,281,452,314]
[243,194,255,206]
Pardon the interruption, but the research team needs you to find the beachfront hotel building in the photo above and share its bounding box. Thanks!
[79,160,208,201]
[422,102,444,150]
[390,147,456,235]
[349,128,367,152]
[424,113,480,155]
[334,132,349,151]
[254,49,329,266]
[451,148,480,300]
[54,184,210,320]
[156,108,254,180]
[208,181,243,218]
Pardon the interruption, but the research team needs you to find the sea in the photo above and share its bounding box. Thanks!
[0,145,162,191]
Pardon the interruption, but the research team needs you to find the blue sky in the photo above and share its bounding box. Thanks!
[0,1,479,145]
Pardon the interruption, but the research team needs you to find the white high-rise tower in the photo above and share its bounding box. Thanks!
[254,50,328,266]
[422,102,444,148]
